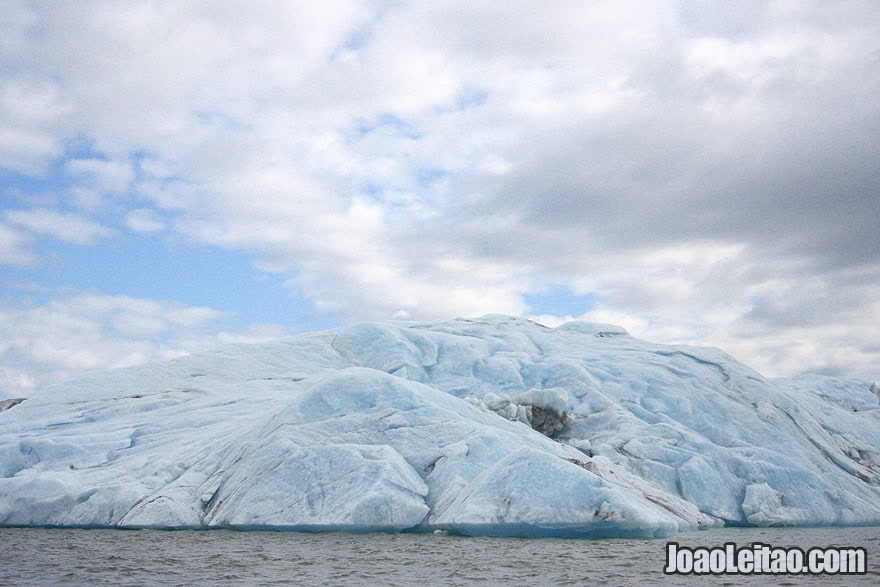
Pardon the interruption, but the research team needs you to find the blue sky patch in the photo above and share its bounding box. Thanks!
[524,285,596,317]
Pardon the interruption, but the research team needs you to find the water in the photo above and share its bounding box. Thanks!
[1,526,878,586]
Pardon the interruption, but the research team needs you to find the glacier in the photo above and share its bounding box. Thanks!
[1,315,878,538]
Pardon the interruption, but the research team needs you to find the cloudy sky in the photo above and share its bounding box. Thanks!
[1,1,878,396]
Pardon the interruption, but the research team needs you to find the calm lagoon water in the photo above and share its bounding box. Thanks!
[1,526,878,586]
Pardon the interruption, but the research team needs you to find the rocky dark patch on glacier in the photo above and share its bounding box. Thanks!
[0,398,24,413]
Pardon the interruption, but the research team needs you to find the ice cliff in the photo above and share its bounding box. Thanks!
[1,316,878,538]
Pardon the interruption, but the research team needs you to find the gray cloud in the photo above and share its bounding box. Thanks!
[1,1,878,381]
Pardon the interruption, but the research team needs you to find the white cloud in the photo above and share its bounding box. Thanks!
[0,223,38,266]
[0,291,291,398]
[0,128,62,175]
[124,208,165,233]
[66,157,134,194]
[0,75,71,174]
[4,208,114,245]
[2,1,879,383]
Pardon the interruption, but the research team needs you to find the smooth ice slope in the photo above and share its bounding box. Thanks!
[1,316,878,538]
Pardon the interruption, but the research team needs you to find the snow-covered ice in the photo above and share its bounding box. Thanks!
[1,315,878,538]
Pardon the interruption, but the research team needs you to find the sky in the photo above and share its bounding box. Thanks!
[1,1,878,396]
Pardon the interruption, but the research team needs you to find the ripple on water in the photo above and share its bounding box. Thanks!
[0,526,877,586]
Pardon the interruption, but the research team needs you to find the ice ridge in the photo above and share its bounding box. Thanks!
[1,316,878,538]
